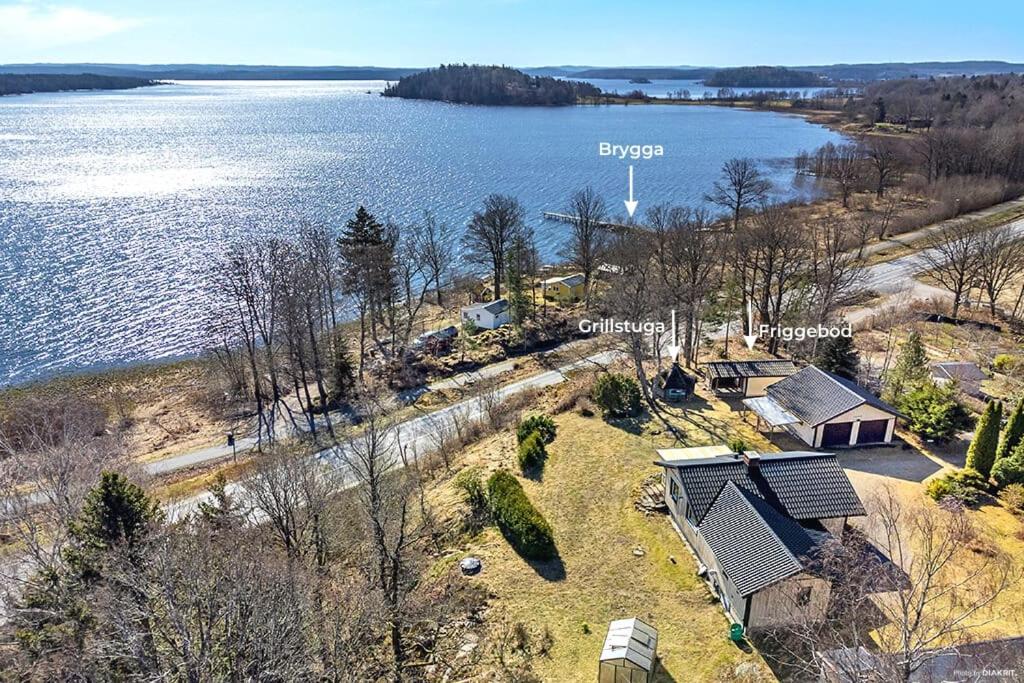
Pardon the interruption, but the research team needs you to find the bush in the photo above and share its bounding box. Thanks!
[517,431,548,472]
[727,437,748,454]
[925,471,981,505]
[487,470,556,560]
[898,381,972,441]
[1000,483,1024,512]
[592,373,642,418]
[453,467,488,512]
[516,415,556,445]
[993,354,1018,374]
[992,453,1024,489]
[953,467,990,491]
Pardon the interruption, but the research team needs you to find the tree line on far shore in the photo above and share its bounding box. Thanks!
[0,73,157,96]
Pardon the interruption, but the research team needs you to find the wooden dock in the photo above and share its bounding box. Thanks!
[542,211,633,231]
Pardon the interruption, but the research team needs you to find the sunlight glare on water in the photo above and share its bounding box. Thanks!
[0,80,843,384]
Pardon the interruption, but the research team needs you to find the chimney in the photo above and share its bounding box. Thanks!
[742,450,761,468]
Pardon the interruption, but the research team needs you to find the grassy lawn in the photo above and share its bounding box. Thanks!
[461,409,772,682]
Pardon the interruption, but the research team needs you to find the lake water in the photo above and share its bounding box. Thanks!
[0,80,843,385]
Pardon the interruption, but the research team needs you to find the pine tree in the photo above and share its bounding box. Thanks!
[68,472,162,576]
[814,334,860,380]
[327,331,356,408]
[504,231,535,324]
[883,331,930,403]
[966,400,1002,477]
[996,397,1024,463]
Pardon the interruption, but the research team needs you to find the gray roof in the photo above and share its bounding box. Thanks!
[932,362,986,382]
[658,363,697,391]
[552,274,585,286]
[766,366,901,426]
[754,453,866,519]
[700,482,818,596]
[660,458,758,523]
[464,298,510,315]
[704,359,799,380]
[657,452,865,523]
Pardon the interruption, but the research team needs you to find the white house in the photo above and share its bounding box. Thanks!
[460,298,510,330]
[743,366,903,449]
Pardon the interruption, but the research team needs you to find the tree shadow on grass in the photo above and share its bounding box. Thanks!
[604,412,654,436]
[523,553,566,581]
[521,461,546,482]
[494,529,566,580]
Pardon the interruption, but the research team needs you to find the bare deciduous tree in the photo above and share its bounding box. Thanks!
[412,211,458,308]
[245,446,340,566]
[975,226,1024,316]
[463,194,525,301]
[563,186,609,304]
[705,158,772,231]
[759,488,1015,683]
[918,221,983,318]
[864,136,903,198]
[338,394,421,682]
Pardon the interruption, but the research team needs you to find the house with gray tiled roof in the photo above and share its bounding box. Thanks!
[655,448,867,630]
[744,365,903,449]
[703,359,798,398]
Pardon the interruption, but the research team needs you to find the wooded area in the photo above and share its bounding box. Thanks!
[0,73,157,96]
[382,64,601,105]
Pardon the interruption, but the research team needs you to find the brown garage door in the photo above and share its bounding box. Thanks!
[821,422,853,448]
[857,419,889,444]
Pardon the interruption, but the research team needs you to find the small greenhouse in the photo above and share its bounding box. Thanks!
[598,617,658,683]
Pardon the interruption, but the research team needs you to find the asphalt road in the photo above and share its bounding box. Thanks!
[162,349,622,521]
[862,215,1024,294]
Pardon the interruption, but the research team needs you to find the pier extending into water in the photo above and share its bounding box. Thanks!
[542,211,633,231]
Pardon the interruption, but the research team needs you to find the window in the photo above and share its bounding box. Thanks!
[796,586,812,607]
[668,477,681,503]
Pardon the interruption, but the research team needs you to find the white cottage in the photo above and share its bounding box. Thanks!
[460,298,510,330]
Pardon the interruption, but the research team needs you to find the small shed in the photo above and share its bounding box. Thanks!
[598,617,658,683]
[654,363,696,402]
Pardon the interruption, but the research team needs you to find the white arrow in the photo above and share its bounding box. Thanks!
[624,165,638,218]
[743,301,759,350]
[667,309,681,362]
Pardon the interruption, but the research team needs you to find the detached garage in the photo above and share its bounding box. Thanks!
[743,366,903,449]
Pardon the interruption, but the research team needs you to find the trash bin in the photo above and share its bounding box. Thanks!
[729,623,744,642]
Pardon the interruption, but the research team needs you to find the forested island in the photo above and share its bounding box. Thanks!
[0,73,158,96]
[704,66,824,87]
[382,64,601,105]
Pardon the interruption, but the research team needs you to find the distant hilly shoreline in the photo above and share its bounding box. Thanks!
[2,61,1022,83]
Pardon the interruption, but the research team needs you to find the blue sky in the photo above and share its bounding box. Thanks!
[1,0,1022,67]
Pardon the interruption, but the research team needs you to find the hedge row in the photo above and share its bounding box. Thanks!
[487,470,555,560]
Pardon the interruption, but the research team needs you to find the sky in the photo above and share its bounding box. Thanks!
[1,0,1023,67]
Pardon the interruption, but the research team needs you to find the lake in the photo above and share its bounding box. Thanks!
[0,80,843,385]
